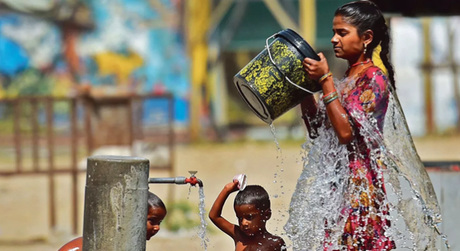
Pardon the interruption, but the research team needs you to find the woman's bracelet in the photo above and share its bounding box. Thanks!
[322,91,336,101]
[324,95,338,105]
[318,71,332,83]
[323,91,338,105]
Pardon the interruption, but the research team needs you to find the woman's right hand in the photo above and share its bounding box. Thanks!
[303,53,330,82]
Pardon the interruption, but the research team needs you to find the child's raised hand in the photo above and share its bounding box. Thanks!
[223,181,239,193]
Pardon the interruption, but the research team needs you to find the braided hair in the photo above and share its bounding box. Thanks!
[335,0,396,89]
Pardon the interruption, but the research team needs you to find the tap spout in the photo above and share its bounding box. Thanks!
[148,177,187,185]
[185,177,204,187]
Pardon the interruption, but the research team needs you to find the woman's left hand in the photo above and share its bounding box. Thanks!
[303,53,330,81]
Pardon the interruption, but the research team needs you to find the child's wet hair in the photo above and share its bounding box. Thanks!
[234,185,270,211]
[147,191,166,211]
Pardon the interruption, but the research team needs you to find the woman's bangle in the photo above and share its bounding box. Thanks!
[324,95,338,105]
[322,91,337,101]
[318,71,332,83]
[323,91,338,105]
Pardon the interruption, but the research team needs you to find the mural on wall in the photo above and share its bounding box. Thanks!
[0,13,75,99]
[79,0,189,125]
[0,0,190,125]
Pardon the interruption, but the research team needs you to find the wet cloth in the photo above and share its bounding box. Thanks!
[333,66,394,250]
[285,65,441,250]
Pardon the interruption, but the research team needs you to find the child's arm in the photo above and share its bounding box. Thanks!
[209,181,239,238]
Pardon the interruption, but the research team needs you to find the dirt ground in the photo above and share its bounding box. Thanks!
[0,135,459,251]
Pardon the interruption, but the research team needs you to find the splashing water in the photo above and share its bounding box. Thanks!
[284,76,449,250]
[269,123,290,236]
[382,85,450,251]
[197,187,209,250]
[187,186,192,199]
[270,123,282,153]
[434,224,451,250]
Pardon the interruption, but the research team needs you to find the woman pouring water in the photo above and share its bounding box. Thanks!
[285,1,444,250]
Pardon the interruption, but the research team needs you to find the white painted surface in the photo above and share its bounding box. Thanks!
[428,171,460,251]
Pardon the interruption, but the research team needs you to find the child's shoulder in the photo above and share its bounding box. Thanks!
[270,234,285,244]
[260,233,286,250]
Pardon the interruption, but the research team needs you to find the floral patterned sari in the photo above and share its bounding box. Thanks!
[285,64,441,251]
[336,66,395,250]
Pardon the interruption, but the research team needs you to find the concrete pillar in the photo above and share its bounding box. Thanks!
[82,155,149,251]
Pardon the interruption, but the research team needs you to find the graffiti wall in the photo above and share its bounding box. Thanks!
[0,0,190,125]
[79,0,189,125]
[0,13,66,97]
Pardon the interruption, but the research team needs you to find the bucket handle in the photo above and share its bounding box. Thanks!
[265,34,321,95]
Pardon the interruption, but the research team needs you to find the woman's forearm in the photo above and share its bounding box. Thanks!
[321,78,353,144]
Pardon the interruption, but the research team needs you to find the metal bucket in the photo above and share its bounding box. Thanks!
[233,29,321,124]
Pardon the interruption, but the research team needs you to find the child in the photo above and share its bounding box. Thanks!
[209,181,286,251]
[146,191,167,240]
[58,191,167,250]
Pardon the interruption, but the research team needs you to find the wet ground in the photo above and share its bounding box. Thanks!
[0,135,459,251]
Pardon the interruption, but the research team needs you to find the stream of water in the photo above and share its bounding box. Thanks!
[197,186,209,250]
[270,123,282,153]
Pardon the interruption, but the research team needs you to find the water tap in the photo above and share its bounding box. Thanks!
[185,171,203,187]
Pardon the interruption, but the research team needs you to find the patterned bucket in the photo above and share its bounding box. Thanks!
[233,29,321,124]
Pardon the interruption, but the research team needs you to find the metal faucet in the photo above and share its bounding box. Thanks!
[148,171,203,187]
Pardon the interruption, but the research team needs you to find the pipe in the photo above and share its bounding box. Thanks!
[148,176,203,187]
[148,177,187,185]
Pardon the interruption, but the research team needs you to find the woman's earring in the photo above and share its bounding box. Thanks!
[363,43,367,55]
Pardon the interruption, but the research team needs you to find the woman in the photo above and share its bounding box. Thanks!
[285,1,441,250]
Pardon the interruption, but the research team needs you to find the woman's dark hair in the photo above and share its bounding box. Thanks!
[148,192,167,211]
[335,0,395,89]
[234,185,270,211]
